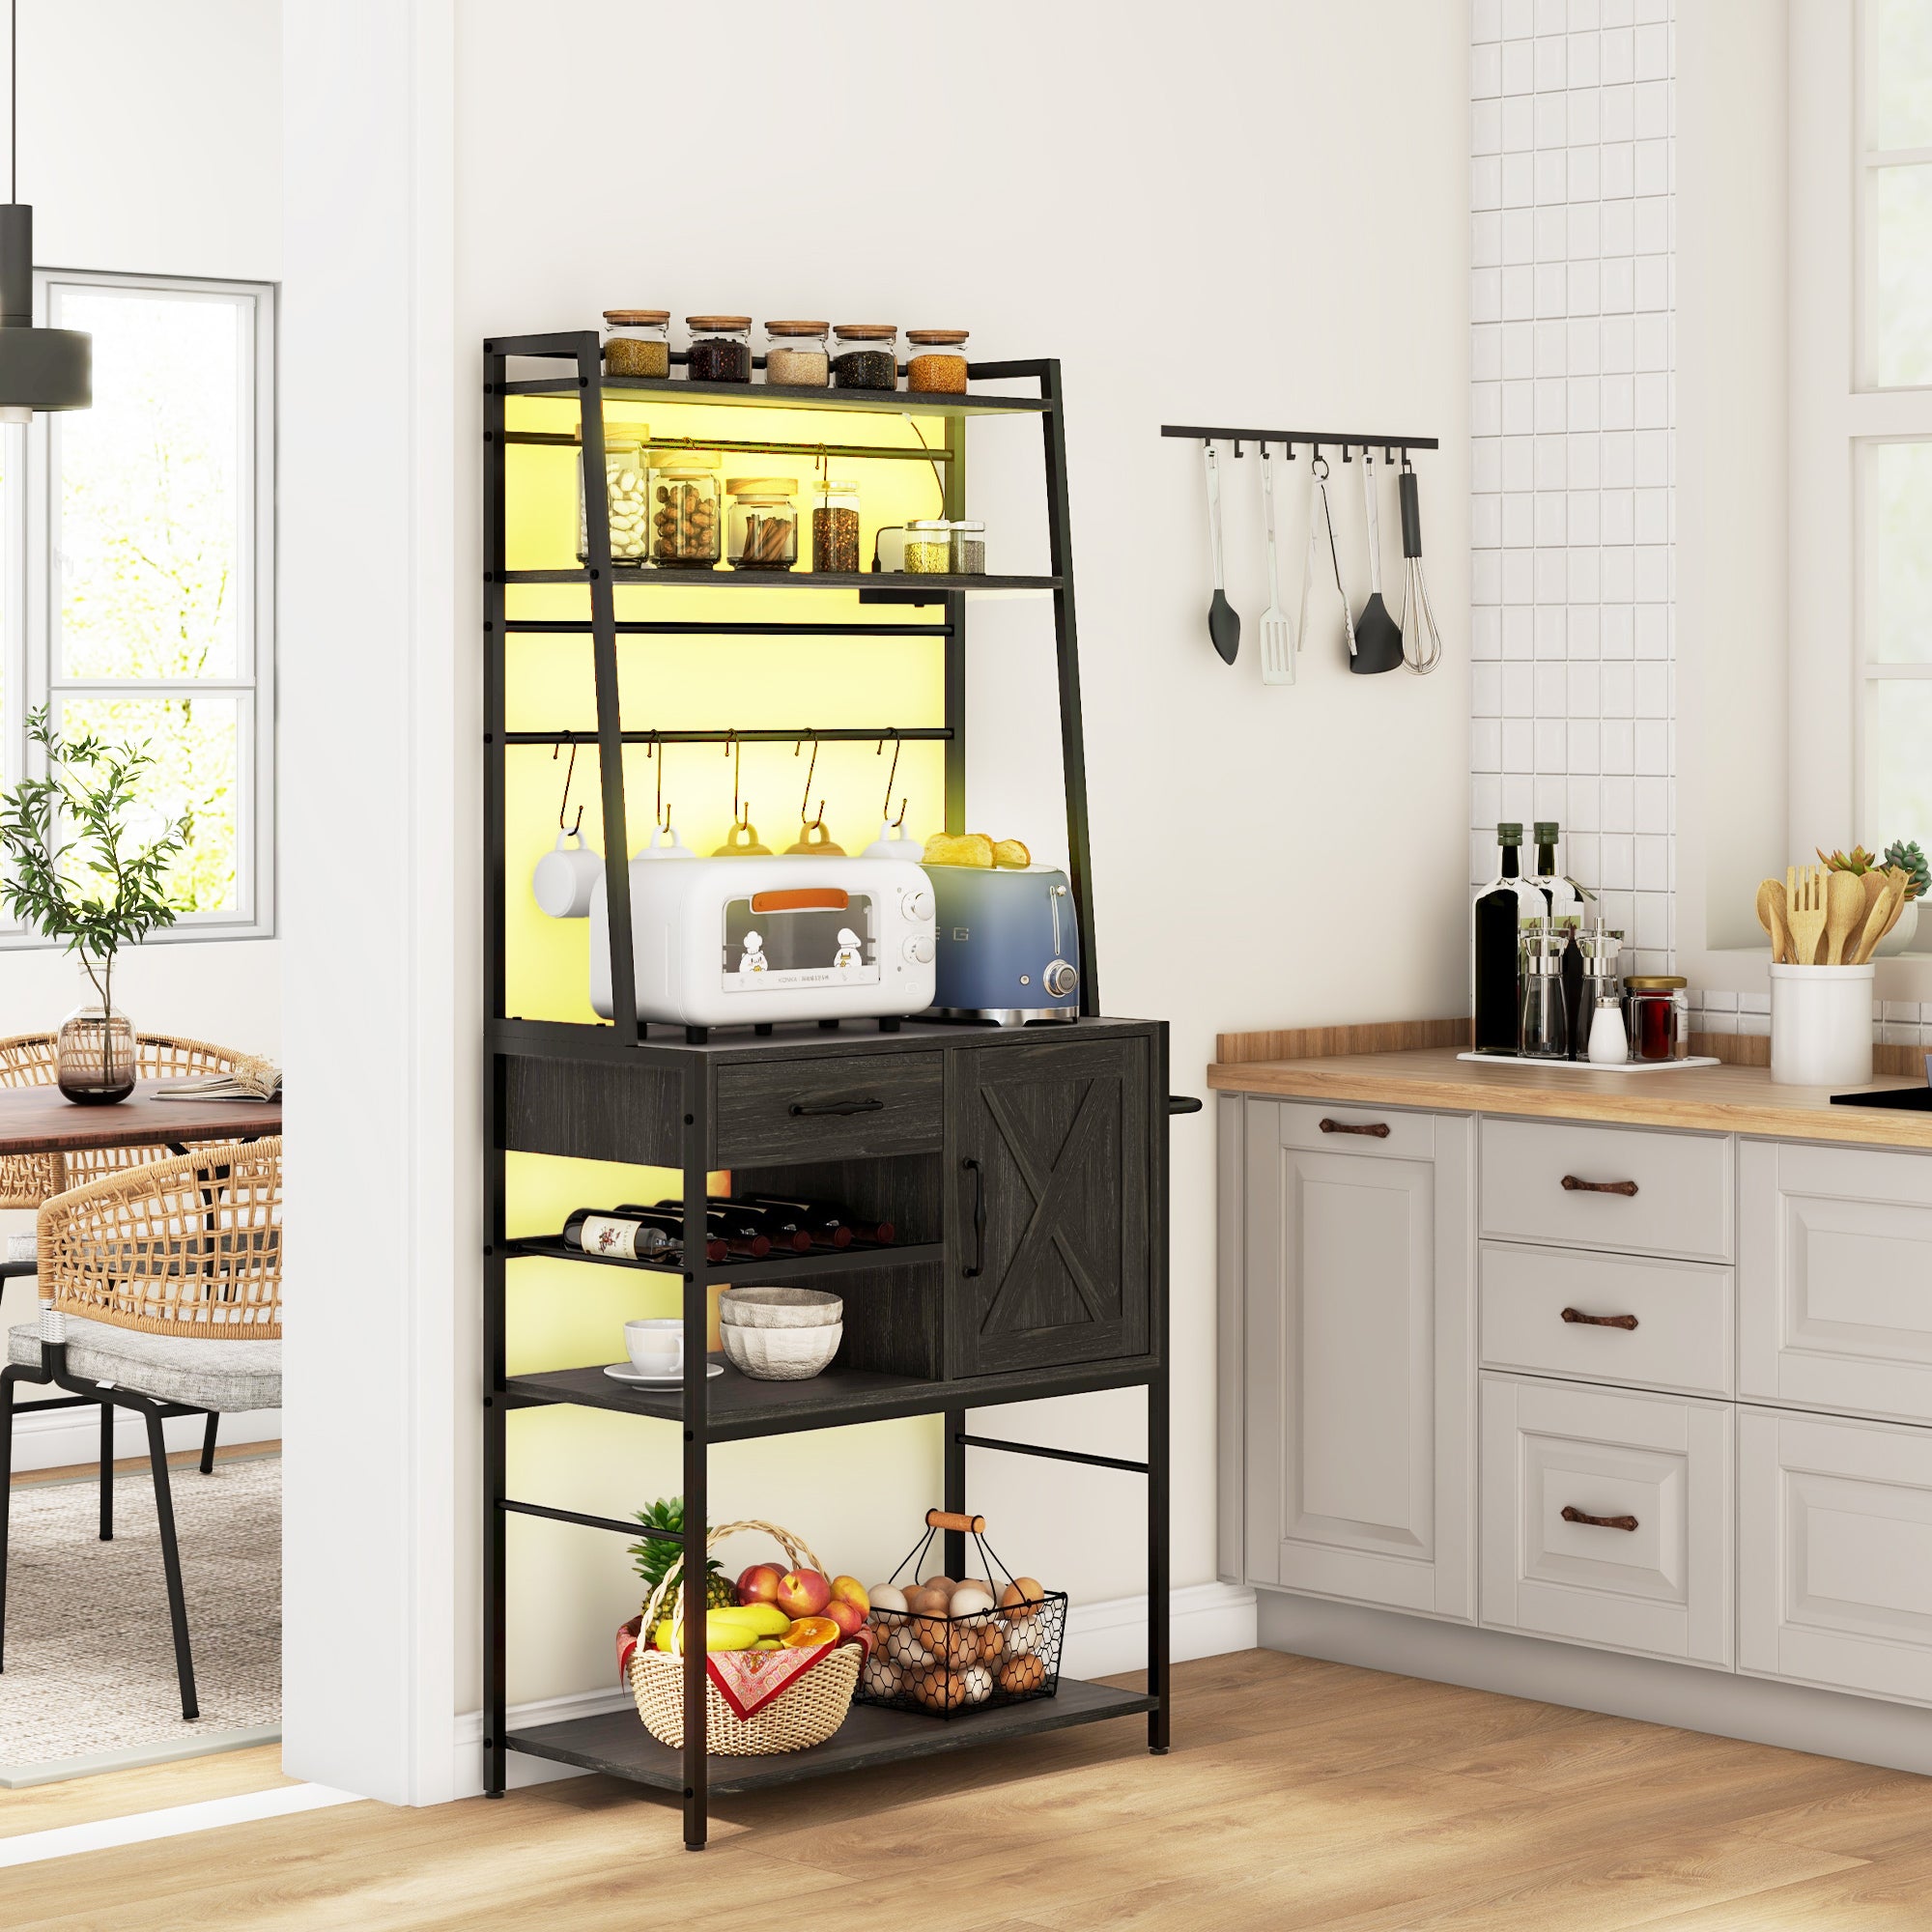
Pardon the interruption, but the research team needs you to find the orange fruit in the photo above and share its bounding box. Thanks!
[781,1615,841,1649]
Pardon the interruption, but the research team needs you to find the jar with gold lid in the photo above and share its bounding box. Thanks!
[1624,975,1690,1062]
[602,310,669,380]
[905,328,969,394]
[686,316,752,384]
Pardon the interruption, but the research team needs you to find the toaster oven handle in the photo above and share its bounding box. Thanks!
[960,1156,986,1278]
[787,1096,886,1119]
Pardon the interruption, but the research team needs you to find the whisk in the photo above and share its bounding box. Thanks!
[1397,456,1443,674]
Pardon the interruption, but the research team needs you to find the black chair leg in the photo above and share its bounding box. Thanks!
[199,1411,218,1476]
[141,1403,198,1721]
[99,1402,114,1540]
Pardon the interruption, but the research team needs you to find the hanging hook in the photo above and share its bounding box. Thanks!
[652,733,671,834]
[877,728,903,826]
[798,731,822,823]
[554,740,582,835]
[724,731,751,829]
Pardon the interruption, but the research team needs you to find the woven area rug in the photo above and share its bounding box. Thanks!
[0,1455,279,1784]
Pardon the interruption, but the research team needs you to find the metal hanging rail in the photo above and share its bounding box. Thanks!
[1160,423,1439,463]
[502,428,952,464]
[499,726,952,747]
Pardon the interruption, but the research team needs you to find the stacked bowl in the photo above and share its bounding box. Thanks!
[719,1286,842,1380]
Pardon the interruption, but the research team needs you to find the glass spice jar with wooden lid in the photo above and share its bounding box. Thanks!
[649,450,723,568]
[811,478,861,574]
[726,478,799,572]
[905,329,969,394]
[830,324,898,391]
[577,426,653,564]
[686,316,753,384]
[602,310,669,379]
[763,320,829,388]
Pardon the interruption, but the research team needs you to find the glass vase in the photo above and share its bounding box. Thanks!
[56,995,136,1104]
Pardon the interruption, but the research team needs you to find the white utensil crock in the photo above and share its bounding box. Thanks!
[1770,963,1874,1087]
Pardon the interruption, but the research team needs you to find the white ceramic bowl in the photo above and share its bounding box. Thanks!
[720,1321,842,1380]
[718,1286,843,1330]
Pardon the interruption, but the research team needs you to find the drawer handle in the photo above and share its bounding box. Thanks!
[1561,1307,1639,1331]
[1561,1175,1638,1197]
[960,1156,985,1279]
[788,1096,885,1119]
[1320,1118,1391,1139]
[1561,1505,1639,1532]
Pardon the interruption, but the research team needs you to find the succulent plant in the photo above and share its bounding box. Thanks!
[1883,838,1929,902]
[1817,844,1882,875]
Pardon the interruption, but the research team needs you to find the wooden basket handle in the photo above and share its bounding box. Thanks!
[925,1508,987,1533]
[639,1517,828,1640]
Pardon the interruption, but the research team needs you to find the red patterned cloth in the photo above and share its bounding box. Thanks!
[616,1615,871,1720]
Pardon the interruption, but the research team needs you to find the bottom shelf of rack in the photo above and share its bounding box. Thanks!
[503,1677,1157,1794]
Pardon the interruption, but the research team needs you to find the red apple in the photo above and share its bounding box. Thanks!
[824,1598,866,1638]
[737,1563,783,1607]
[777,1567,832,1618]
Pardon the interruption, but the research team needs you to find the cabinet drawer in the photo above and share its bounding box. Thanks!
[1740,1406,1932,1706]
[1480,1374,1734,1666]
[1480,1242,1733,1399]
[1481,1118,1733,1263]
[1741,1140,1932,1426]
[1274,1099,1435,1162]
[715,1051,943,1164]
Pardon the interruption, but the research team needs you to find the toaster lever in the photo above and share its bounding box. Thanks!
[788,1096,885,1119]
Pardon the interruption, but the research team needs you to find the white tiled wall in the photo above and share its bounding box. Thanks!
[1469,0,1678,980]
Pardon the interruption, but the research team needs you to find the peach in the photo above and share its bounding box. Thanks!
[776,1568,832,1618]
[737,1563,783,1606]
[829,1576,870,1617]
[824,1598,866,1639]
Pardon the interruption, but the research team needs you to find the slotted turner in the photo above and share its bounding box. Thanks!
[1260,443,1293,685]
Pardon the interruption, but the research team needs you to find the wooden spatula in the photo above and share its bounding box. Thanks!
[1825,868,1866,963]
[1787,865,1828,967]
[1851,872,1905,964]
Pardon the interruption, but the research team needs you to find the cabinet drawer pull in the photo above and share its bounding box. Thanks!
[1561,1307,1639,1331]
[1561,1174,1638,1197]
[1320,1118,1391,1139]
[1561,1505,1639,1532]
[960,1156,985,1279]
[788,1096,885,1118]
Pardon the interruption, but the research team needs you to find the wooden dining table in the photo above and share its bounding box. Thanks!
[0,1083,281,1160]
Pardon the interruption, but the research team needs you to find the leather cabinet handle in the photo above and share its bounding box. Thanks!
[1562,1505,1639,1532]
[1561,1307,1639,1331]
[1562,1175,1638,1197]
[789,1096,885,1118]
[1320,1119,1391,1139]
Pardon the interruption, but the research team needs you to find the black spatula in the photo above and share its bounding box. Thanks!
[1203,441,1239,665]
[1350,452,1403,675]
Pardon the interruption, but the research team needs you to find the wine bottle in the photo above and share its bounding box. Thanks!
[742,1192,895,1247]
[1471,822,1544,1056]
[608,1207,729,1265]
[647,1201,772,1260]
[704,1196,813,1252]
[561,1208,679,1263]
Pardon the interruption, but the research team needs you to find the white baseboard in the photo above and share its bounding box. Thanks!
[1258,1588,1932,1779]
[7,1402,281,1474]
[444,1580,1258,1803]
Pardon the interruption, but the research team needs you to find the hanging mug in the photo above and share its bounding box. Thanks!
[713,819,771,857]
[531,827,603,919]
[785,817,846,856]
[639,823,694,860]
[863,818,922,861]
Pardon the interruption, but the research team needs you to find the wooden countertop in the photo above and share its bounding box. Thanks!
[1208,1045,1932,1151]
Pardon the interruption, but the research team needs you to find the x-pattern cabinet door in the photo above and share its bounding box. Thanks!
[949,1037,1151,1375]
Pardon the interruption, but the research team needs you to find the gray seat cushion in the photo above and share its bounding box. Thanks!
[8,1316,280,1413]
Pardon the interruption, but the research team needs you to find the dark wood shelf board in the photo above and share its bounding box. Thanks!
[503,1678,1154,1794]
[504,1235,943,1286]
[502,374,1049,418]
[498,568,1056,595]
[502,1352,1156,1440]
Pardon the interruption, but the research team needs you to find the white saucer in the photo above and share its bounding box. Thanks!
[604,1361,724,1384]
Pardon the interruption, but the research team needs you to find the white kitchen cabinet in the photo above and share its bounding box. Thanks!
[1241,1101,1474,1620]
[1480,1373,1734,1667]
[1740,1405,1932,1706]
[1741,1140,1932,1426]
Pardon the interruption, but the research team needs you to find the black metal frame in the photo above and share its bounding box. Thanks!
[1160,423,1440,465]
[480,337,1163,1848]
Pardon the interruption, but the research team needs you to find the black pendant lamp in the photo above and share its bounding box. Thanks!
[0,0,86,424]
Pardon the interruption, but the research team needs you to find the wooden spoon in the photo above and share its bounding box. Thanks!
[1756,879,1795,964]
[1825,868,1866,963]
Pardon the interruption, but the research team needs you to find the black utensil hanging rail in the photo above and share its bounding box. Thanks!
[1160,424,1438,463]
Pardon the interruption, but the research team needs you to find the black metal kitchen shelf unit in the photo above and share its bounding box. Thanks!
[483,332,1169,1852]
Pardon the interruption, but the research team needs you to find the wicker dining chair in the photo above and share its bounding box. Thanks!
[0,1138,282,1720]
[0,1035,63,1210]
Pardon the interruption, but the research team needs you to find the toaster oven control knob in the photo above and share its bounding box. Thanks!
[1043,958,1078,998]
[901,935,935,965]
[902,888,933,923]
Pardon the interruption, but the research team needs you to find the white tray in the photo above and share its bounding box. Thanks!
[1456,1052,1721,1072]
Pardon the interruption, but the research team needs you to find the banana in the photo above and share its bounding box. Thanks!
[653,1614,762,1655]
[704,1603,790,1637]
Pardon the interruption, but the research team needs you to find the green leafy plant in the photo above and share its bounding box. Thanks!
[629,1495,735,1610]
[1883,838,1929,903]
[1817,843,1882,875]
[0,705,194,1019]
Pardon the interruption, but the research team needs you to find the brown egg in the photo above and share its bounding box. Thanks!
[1011,1576,1045,1604]
[976,1621,1006,1667]
[923,1577,956,1595]
[910,1615,949,1656]
[998,1581,1028,1610]
[946,1623,980,1669]
[910,1665,962,1712]
[907,1586,952,1616]
[1000,1653,1046,1695]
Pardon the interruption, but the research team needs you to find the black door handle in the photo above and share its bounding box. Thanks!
[960,1156,985,1278]
[788,1096,885,1118]
[1167,1094,1203,1116]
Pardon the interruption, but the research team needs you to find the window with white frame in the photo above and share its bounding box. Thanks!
[1,270,274,942]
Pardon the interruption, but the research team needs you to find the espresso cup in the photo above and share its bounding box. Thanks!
[625,1317,684,1377]
[532,828,603,919]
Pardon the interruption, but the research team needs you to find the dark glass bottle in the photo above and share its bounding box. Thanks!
[609,1206,730,1264]
[648,1201,772,1260]
[743,1192,895,1246]
[1472,823,1541,1056]
[704,1196,813,1252]
[561,1208,680,1263]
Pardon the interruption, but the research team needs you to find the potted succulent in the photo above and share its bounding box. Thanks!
[1817,840,1927,957]
[0,707,192,1102]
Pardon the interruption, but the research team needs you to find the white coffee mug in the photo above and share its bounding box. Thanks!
[638,823,694,860]
[532,828,603,919]
[863,819,923,860]
[625,1317,684,1376]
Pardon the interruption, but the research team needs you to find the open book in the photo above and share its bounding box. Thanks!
[155,1054,282,1101]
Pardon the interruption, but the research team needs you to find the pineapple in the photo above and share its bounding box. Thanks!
[630,1495,736,1611]
[1883,838,1929,903]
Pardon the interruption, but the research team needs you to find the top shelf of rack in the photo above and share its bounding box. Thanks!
[500,374,1052,419]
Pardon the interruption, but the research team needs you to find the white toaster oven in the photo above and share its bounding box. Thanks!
[589,854,937,1028]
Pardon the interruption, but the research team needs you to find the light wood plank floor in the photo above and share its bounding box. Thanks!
[11,1649,1932,1929]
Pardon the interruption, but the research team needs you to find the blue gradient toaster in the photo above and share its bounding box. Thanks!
[925,865,1081,1024]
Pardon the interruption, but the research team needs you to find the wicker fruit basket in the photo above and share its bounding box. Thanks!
[629,1517,861,1755]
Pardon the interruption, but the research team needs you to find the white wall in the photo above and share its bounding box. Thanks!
[281,0,1470,1800]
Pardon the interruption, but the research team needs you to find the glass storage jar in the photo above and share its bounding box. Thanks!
[763,320,830,388]
[901,519,952,574]
[685,315,753,384]
[1625,975,1690,1062]
[602,310,669,379]
[727,477,799,571]
[812,478,862,574]
[578,428,652,564]
[950,520,986,575]
[649,453,723,568]
[831,324,899,391]
[905,328,969,393]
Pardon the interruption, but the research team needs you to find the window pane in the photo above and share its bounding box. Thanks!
[58,696,240,915]
[52,288,243,679]
[1868,0,1932,151]
[1866,680,1932,865]
[1869,162,1932,386]
[1864,440,1932,663]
